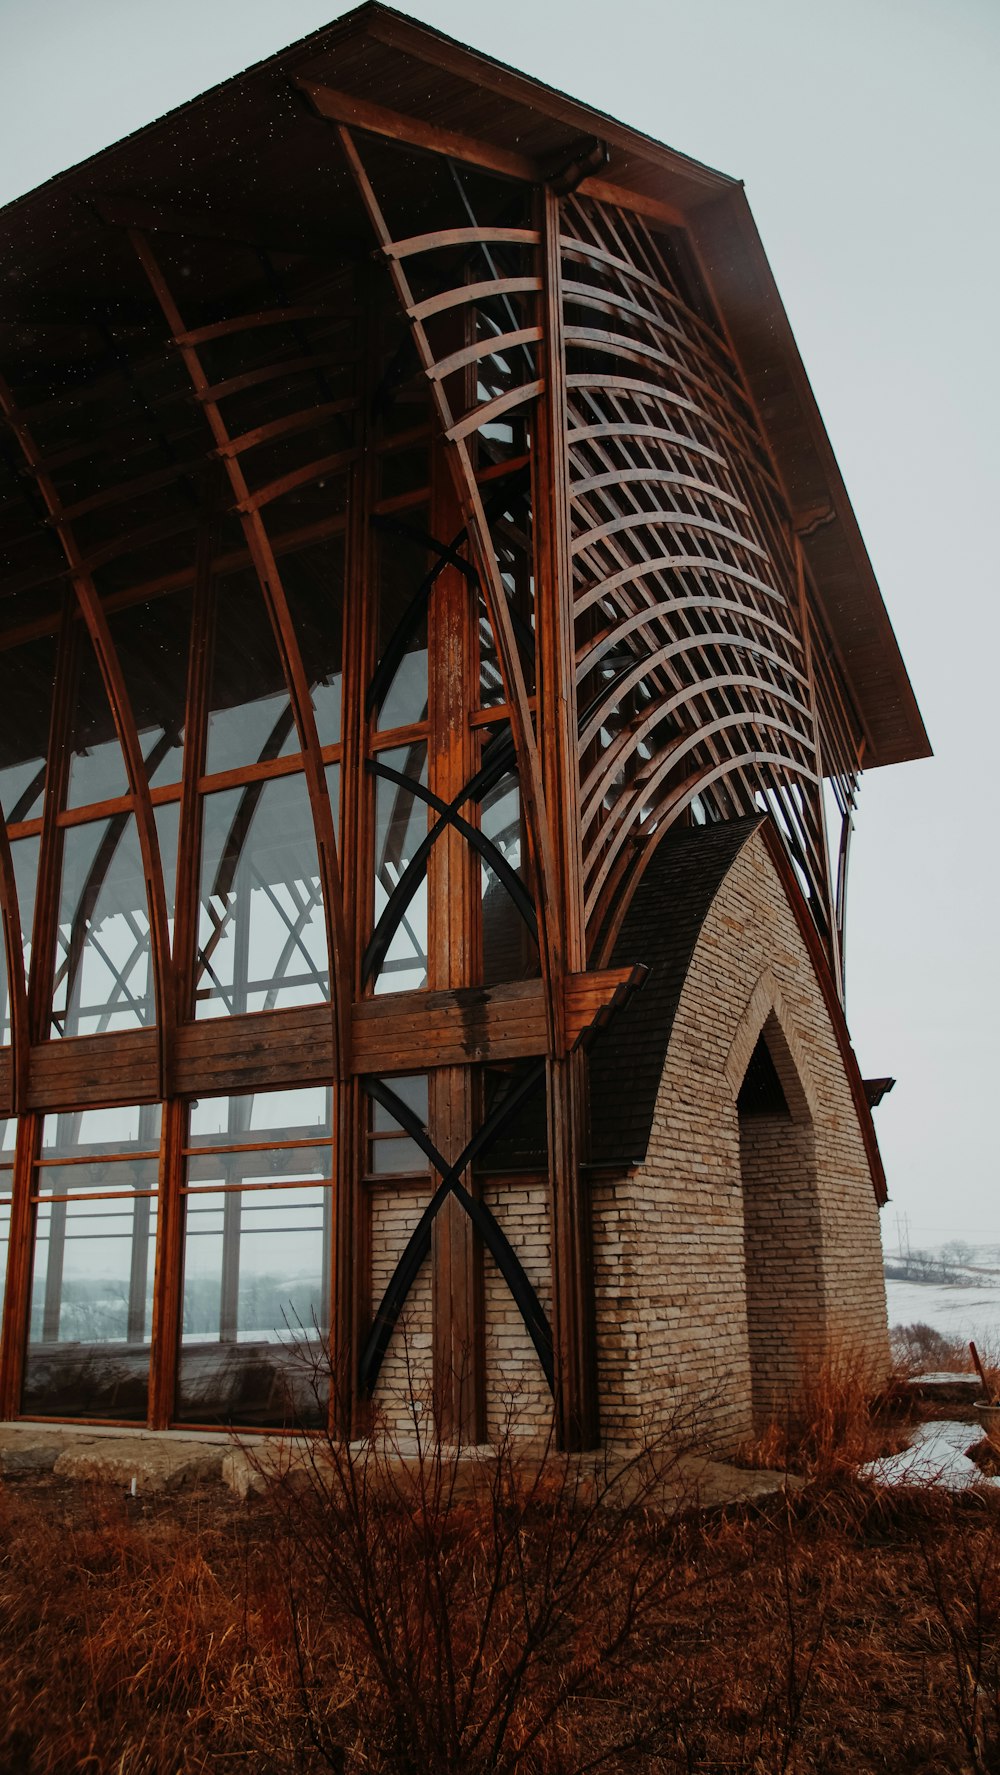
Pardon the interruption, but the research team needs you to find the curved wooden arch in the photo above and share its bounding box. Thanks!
[0,810,29,1109]
[0,371,174,1092]
[335,123,567,1050]
[559,225,739,372]
[577,599,805,678]
[591,748,824,965]
[579,656,813,770]
[127,230,351,1074]
[585,725,820,934]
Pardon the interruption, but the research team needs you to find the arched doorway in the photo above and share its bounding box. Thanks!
[736,1010,825,1429]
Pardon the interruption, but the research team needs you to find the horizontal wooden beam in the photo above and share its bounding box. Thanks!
[294,78,687,230]
[296,78,537,183]
[8,968,647,1113]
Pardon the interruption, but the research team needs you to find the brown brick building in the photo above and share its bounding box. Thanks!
[0,7,928,1449]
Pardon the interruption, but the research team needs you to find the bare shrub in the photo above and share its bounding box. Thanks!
[891,1321,972,1372]
[246,1381,710,1775]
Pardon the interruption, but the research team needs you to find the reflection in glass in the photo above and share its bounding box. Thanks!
[372,744,428,994]
[195,773,329,1018]
[23,1102,160,1419]
[205,573,297,775]
[66,631,129,809]
[177,1089,333,1427]
[51,813,154,1035]
[110,592,193,790]
[0,635,55,822]
[24,1197,157,1421]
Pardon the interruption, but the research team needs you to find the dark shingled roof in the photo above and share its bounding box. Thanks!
[587,816,764,1168]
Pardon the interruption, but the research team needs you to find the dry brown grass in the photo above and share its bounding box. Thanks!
[2,1426,1000,1773]
[734,1349,918,1478]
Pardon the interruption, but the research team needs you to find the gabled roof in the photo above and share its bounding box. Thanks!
[0,2,928,766]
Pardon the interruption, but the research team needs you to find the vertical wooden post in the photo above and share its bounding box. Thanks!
[0,1111,39,1417]
[148,1096,186,1427]
[428,420,483,1443]
[536,187,598,1449]
[332,262,374,1437]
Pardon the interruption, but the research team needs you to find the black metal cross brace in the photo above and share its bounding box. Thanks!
[359,1062,553,1396]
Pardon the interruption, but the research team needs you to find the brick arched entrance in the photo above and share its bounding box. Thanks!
[735,1008,825,1429]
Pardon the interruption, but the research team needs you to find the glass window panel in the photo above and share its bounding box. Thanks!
[177,1184,329,1428]
[480,773,537,986]
[325,761,341,852]
[36,1159,160,1196]
[66,632,129,809]
[23,1196,157,1421]
[0,897,10,1051]
[477,486,536,704]
[205,572,297,775]
[187,1150,329,1188]
[110,592,192,790]
[375,523,429,732]
[10,833,39,988]
[0,1198,9,1323]
[0,1117,12,1322]
[195,773,329,1017]
[51,813,155,1035]
[5,834,39,1040]
[0,635,55,822]
[369,1136,429,1176]
[154,797,181,937]
[188,1086,331,1144]
[371,1075,428,1131]
[283,543,344,749]
[372,743,428,994]
[42,1103,161,1157]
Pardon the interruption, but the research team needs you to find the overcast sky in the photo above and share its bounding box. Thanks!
[1,0,997,1248]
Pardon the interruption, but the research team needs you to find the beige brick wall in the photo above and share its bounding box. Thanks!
[482,1178,552,1441]
[366,827,889,1454]
[370,1184,433,1435]
[593,826,890,1451]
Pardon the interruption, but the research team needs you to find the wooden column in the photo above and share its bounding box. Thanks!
[537,187,598,1449]
[333,263,374,1437]
[428,426,483,1442]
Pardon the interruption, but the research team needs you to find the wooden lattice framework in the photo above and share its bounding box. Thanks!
[0,5,927,1446]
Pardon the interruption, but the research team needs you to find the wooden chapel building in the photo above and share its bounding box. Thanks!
[0,6,929,1449]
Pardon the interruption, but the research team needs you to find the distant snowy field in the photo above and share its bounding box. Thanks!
[886,1278,1000,1349]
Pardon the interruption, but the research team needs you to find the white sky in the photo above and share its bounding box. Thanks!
[1,0,997,1247]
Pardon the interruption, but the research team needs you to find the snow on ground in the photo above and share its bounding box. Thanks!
[886,1278,1000,1350]
[859,1418,1000,1490]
